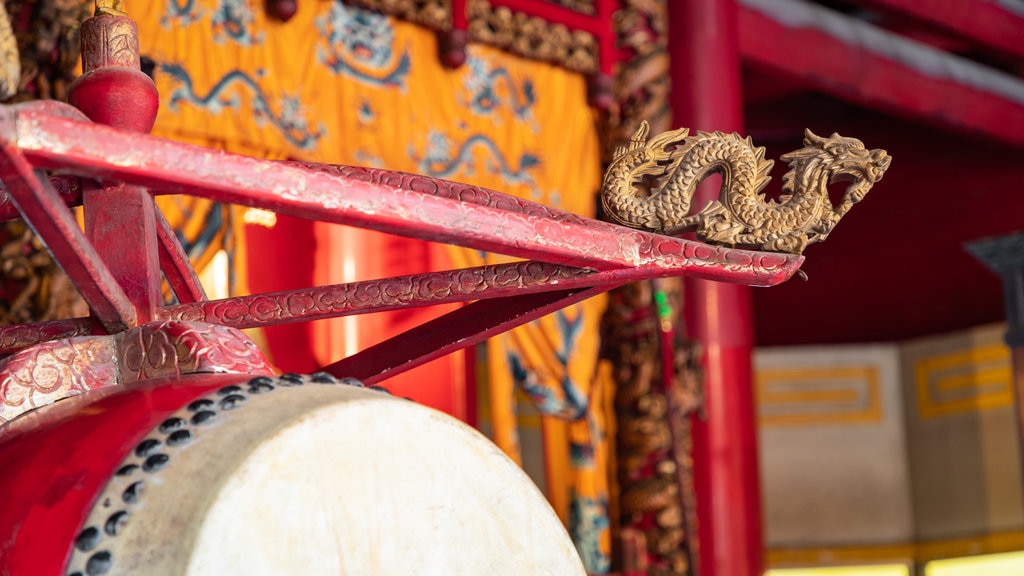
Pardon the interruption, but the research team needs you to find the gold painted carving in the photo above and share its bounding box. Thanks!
[0,221,88,326]
[600,0,671,163]
[1,0,91,103]
[0,2,19,100]
[81,12,140,71]
[94,0,126,17]
[601,121,892,254]
[347,0,452,30]
[603,281,701,576]
[467,0,598,73]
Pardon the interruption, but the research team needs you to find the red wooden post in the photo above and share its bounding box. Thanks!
[669,1,765,576]
[69,10,162,326]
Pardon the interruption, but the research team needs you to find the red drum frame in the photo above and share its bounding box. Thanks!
[0,100,802,388]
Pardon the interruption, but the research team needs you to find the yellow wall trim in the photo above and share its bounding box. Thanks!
[915,344,1013,419]
[767,529,1024,568]
[756,366,882,426]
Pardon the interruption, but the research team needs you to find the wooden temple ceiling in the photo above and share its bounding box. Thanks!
[739,0,1024,345]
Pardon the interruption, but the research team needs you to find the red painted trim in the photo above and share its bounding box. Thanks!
[323,286,608,384]
[0,144,135,333]
[154,208,207,304]
[849,0,1024,60]
[738,4,1024,147]
[452,0,467,29]
[596,0,617,75]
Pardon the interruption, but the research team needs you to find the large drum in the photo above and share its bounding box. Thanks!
[0,373,585,575]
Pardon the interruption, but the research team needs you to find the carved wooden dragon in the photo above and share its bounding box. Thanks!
[601,121,891,254]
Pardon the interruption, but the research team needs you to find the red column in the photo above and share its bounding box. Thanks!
[668,2,765,576]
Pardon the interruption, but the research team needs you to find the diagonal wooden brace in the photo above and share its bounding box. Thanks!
[0,121,134,332]
[322,286,612,385]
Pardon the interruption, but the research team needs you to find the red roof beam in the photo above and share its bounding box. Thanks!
[738,0,1024,148]
[846,0,1024,61]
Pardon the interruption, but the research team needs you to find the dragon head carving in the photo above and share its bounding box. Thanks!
[781,129,891,218]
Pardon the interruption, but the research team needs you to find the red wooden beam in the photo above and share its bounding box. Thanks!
[848,0,1024,60]
[322,286,609,384]
[7,103,801,285]
[154,208,207,304]
[0,147,135,333]
[738,0,1024,147]
[84,184,162,323]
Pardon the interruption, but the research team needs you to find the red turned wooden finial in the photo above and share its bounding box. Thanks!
[266,0,298,22]
[67,9,159,133]
[587,73,614,112]
[439,29,468,69]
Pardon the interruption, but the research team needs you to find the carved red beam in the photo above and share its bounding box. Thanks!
[0,101,802,365]
[5,103,799,281]
[738,0,1024,147]
[0,244,793,355]
[324,287,607,384]
[847,0,1024,60]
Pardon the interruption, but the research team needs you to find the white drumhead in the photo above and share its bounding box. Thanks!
[70,376,584,576]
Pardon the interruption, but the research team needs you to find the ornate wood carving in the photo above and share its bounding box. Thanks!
[601,122,892,254]
[467,0,598,73]
[600,0,671,163]
[347,0,453,30]
[1,0,91,104]
[0,2,19,100]
[0,320,274,423]
[602,280,701,576]
[0,221,88,331]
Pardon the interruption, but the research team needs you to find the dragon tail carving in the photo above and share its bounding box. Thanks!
[601,121,891,254]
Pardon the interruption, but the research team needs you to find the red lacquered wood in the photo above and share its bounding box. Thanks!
[0,238,797,356]
[155,252,794,329]
[0,175,82,223]
[323,286,610,384]
[72,10,165,327]
[85,184,162,324]
[595,0,616,76]
[0,320,273,423]
[67,15,159,133]
[0,136,135,333]
[9,109,802,284]
[849,0,1024,60]
[671,1,764,575]
[0,318,93,353]
[155,208,208,304]
[68,67,159,133]
[739,1,1024,148]
[0,373,251,576]
[266,0,299,22]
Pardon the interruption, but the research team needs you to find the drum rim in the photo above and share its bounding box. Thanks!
[63,372,374,576]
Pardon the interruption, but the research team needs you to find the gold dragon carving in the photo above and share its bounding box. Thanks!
[0,1,19,100]
[601,121,892,254]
